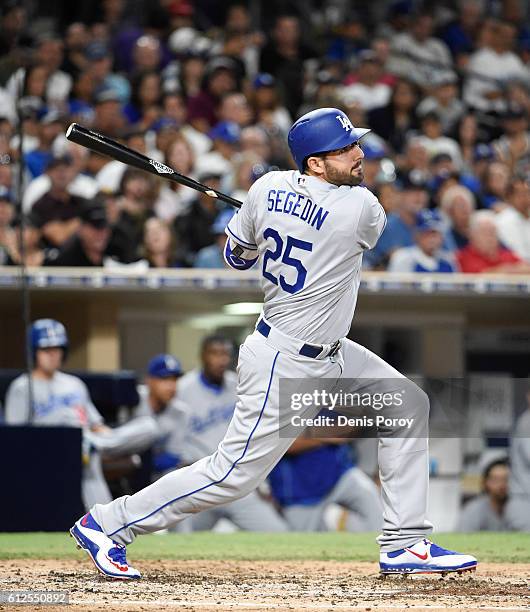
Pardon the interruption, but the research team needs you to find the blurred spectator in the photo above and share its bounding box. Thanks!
[177,52,207,100]
[249,73,292,136]
[438,0,482,64]
[216,29,250,83]
[388,209,456,273]
[456,210,530,273]
[359,139,386,191]
[23,111,64,179]
[24,141,98,213]
[388,10,453,89]
[84,41,130,105]
[5,65,49,130]
[196,121,240,180]
[240,126,272,166]
[46,199,111,266]
[0,1,29,57]
[223,3,263,77]
[31,155,82,248]
[494,176,530,261]
[123,70,162,128]
[464,19,526,114]
[175,171,224,264]
[67,69,95,124]
[415,111,463,170]
[398,138,430,180]
[365,172,429,269]
[92,87,126,138]
[140,217,180,268]
[259,14,317,116]
[231,151,267,201]
[456,113,485,174]
[194,208,234,269]
[107,169,156,263]
[417,72,465,135]
[27,37,72,108]
[131,35,163,75]
[458,459,510,531]
[368,78,420,154]
[217,92,252,128]
[326,9,367,62]
[340,50,391,112]
[4,212,47,266]
[492,105,530,177]
[61,22,89,79]
[505,389,530,531]
[481,161,510,209]
[187,58,238,133]
[0,189,15,265]
[154,133,196,221]
[440,184,476,249]
[94,130,146,194]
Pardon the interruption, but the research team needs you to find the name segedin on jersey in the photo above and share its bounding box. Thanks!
[226,170,386,345]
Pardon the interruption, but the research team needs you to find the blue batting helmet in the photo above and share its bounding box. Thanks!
[287,108,371,172]
[30,319,69,358]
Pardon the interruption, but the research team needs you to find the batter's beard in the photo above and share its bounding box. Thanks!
[323,160,364,186]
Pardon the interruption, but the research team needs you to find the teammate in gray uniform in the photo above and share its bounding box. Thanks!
[6,319,158,509]
[71,108,477,579]
[458,459,510,531]
[176,335,287,532]
[505,389,530,531]
[133,353,186,477]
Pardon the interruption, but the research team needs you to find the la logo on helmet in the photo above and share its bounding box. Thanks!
[336,115,353,131]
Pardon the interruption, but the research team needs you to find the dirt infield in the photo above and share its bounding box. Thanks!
[0,559,529,611]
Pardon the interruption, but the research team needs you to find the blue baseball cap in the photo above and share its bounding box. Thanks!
[209,121,241,144]
[362,141,386,160]
[212,208,235,234]
[148,354,183,378]
[415,209,444,233]
[253,73,275,89]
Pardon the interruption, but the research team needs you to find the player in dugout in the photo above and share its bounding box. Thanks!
[5,319,159,509]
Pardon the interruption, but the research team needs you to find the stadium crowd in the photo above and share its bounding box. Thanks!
[0,0,530,273]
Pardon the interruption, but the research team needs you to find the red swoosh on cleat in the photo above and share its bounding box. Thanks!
[405,549,428,561]
[81,514,89,527]
[105,556,129,572]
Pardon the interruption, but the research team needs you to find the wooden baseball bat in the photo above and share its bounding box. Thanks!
[65,123,243,208]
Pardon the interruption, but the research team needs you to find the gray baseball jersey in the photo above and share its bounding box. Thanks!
[175,370,238,463]
[5,372,103,428]
[226,171,386,344]
[458,495,509,531]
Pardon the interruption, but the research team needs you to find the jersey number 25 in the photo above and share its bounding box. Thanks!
[262,227,313,294]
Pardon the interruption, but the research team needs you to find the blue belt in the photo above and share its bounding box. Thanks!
[256,319,340,359]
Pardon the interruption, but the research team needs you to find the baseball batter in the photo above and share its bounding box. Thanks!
[71,108,477,579]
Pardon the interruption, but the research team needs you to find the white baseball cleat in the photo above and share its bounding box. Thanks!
[380,538,478,575]
[70,512,141,580]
